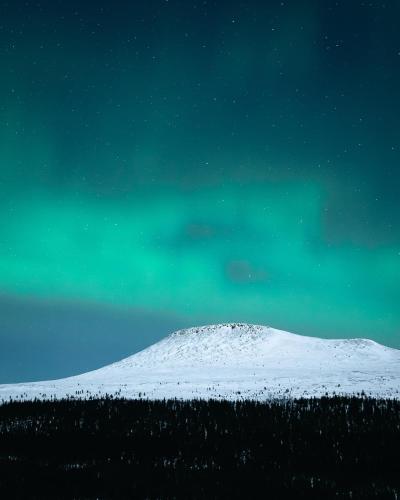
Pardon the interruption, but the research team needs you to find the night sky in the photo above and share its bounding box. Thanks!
[1,0,399,382]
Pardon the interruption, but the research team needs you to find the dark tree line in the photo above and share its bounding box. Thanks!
[0,396,399,499]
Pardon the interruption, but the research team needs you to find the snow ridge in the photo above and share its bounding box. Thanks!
[0,323,399,402]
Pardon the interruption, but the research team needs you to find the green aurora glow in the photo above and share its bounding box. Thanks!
[1,184,398,342]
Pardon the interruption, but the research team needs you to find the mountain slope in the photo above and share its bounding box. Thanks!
[1,323,399,401]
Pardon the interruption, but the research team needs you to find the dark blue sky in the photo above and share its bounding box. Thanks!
[0,0,399,382]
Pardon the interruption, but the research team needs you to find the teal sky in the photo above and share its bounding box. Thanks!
[0,0,399,382]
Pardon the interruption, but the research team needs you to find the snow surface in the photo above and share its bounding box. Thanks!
[1,323,399,402]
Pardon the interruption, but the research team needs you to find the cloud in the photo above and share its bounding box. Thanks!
[0,294,185,383]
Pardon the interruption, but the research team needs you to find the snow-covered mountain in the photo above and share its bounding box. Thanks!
[1,323,399,401]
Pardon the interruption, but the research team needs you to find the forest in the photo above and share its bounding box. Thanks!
[0,396,399,499]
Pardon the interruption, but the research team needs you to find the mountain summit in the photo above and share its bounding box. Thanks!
[1,324,399,401]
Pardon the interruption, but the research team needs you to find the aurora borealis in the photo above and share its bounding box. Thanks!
[1,0,399,382]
